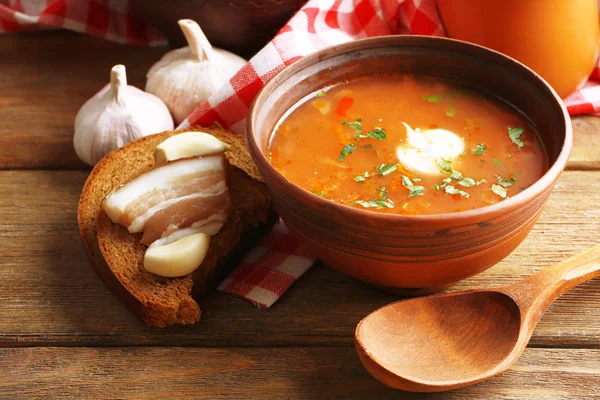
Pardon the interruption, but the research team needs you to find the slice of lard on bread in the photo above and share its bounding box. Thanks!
[78,126,277,327]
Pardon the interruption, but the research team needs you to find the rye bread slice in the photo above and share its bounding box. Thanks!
[78,126,277,327]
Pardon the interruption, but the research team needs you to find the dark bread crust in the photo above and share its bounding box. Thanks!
[78,127,277,327]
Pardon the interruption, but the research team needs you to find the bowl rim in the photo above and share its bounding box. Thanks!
[246,35,573,224]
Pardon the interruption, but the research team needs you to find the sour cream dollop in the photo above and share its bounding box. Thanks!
[396,122,464,175]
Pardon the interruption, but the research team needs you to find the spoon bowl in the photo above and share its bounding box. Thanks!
[356,245,600,392]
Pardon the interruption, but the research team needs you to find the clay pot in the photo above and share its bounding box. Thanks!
[131,0,307,57]
[246,36,572,294]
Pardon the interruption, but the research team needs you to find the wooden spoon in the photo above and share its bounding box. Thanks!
[355,245,600,392]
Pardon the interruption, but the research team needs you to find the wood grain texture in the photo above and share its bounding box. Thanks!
[0,31,599,170]
[0,31,167,169]
[0,169,599,347]
[0,347,598,399]
[570,115,600,170]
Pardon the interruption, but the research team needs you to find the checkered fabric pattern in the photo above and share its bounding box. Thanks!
[3,0,600,308]
[0,0,166,46]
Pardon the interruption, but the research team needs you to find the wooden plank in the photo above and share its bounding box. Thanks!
[0,31,167,169]
[0,170,599,347]
[570,115,600,170]
[0,347,598,399]
[0,31,599,170]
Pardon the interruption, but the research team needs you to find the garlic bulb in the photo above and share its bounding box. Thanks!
[145,19,247,125]
[74,65,174,166]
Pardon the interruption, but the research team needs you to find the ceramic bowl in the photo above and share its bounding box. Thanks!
[246,36,572,294]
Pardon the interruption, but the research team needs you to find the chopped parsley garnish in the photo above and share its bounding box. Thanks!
[446,109,456,117]
[379,186,388,201]
[340,119,363,136]
[445,185,469,198]
[496,175,517,187]
[315,91,327,97]
[436,157,453,173]
[353,171,374,182]
[507,154,512,159]
[411,177,422,183]
[353,185,394,209]
[492,157,502,167]
[374,163,398,176]
[491,184,507,199]
[354,199,395,209]
[422,95,443,103]
[338,144,356,161]
[360,127,387,140]
[476,178,487,186]
[457,178,476,187]
[402,202,409,210]
[508,127,524,148]
[408,186,425,197]
[471,144,487,155]
[433,177,453,191]
[311,190,326,197]
[449,170,463,180]
[360,144,374,150]
[400,175,424,197]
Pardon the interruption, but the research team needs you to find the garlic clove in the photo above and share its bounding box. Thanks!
[145,19,247,125]
[74,65,174,166]
[144,232,210,277]
[154,131,230,163]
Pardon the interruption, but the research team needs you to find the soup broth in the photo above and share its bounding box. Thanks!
[268,76,548,215]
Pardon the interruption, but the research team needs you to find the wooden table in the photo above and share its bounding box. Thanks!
[1,31,599,399]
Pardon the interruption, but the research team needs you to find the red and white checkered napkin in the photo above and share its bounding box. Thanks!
[4,0,600,308]
[0,0,166,46]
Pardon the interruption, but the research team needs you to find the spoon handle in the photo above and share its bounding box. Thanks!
[503,244,600,318]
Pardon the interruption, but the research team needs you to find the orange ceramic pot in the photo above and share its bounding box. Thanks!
[247,36,572,293]
[437,0,600,98]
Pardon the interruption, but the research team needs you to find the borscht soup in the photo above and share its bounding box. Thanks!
[268,75,548,215]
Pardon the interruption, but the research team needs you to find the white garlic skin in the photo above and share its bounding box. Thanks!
[145,19,247,125]
[74,65,174,166]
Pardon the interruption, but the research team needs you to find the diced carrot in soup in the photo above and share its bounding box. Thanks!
[268,75,548,215]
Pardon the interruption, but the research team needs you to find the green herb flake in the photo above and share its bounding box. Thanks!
[446,109,456,117]
[445,185,469,198]
[460,152,467,157]
[476,178,487,186]
[315,91,327,98]
[480,159,487,164]
[401,175,413,187]
[491,184,507,199]
[311,190,326,197]
[379,186,388,201]
[495,175,517,187]
[457,177,476,187]
[353,199,395,209]
[437,157,453,173]
[408,186,425,197]
[492,157,502,167]
[338,144,356,161]
[471,143,487,155]
[267,152,273,162]
[411,177,423,183]
[450,170,463,180]
[353,175,366,182]
[507,154,512,159]
[362,127,387,140]
[508,127,525,148]
[402,202,409,210]
[360,144,374,150]
[340,119,363,136]
[374,163,398,176]
[422,95,443,103]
